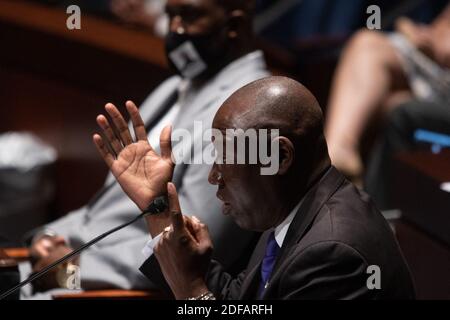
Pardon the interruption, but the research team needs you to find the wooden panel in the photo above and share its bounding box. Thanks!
[395,150,450,182]
[393,220,450,299]
[3,247,30,262]
[52,289,166,300]
[392,151,450,299]
[393,151,450,246]
[0,248,20,301]
[0,249,18,269]
[0,0,167,66]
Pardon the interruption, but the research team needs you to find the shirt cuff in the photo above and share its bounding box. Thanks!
[141,233,163,259]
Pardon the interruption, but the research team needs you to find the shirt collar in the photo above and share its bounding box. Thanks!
[274,199,303,248]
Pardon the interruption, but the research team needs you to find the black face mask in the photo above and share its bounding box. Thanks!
[164,31,228,79]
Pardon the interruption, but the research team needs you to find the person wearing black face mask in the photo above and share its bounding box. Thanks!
[23,0,270,299]
[164,0,253,81]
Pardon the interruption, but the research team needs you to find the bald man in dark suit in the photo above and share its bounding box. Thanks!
[94,76,415,299]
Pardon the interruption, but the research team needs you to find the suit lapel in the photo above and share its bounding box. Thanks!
[144,89,179,132]
[261,167,345,298]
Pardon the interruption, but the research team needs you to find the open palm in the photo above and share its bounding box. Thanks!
[93,101,174,211]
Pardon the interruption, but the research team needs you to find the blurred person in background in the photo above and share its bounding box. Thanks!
[325,3,450,185]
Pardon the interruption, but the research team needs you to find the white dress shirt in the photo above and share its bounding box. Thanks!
[273,199,303,248]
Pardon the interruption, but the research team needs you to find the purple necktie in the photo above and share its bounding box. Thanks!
[259,232,280,298]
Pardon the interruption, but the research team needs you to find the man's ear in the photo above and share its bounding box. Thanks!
[227,10,245,39]
[277,137,295,175]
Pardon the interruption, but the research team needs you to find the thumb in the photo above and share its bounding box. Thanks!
[167,182,184,232]
[193,219,212,249]
[195,223,211,246]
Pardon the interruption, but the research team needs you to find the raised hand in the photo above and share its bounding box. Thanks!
[93,101,174,211]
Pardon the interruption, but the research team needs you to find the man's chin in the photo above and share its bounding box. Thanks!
[221,203,245,227]
[221,202,233,216]
[220,204,253,231]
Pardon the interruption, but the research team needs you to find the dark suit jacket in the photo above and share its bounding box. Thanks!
[140,166,415,299]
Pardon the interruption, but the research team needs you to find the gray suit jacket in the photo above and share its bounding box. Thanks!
[141,167,415,299]
[37,51,270,291]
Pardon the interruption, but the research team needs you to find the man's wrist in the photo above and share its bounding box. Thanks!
[186,291,216,300]
[143,195,169,215]
[175,279,210,300]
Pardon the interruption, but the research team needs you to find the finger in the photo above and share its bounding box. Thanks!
[39,237,54,247]
[195,222,213,248]
[160,125,173,161]
[52,236,67,247]
[163,229,170,241]
[162,226,171,240]
[183,216,209,245]
[153,242,161,256]
[35,239,53,257]
[167,182,183,232]
[105,103,133,146]
[96,113,123,156]
[185,215,201,233]
[191,216,201,224]
[156,235,165,249]
[35,246,49,258]
[125,100,148,142]
[183,216,199,237]
[93,134,115,168]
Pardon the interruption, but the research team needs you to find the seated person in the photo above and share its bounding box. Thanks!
[324,4,450,183]
[94,76,415,299]
[366,99,450,210]
[22,0,269,299]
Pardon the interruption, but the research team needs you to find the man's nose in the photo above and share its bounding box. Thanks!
[170,16,185,34]
[208,164,221,185]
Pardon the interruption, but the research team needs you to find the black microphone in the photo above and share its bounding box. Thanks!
[0,196,168,300]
